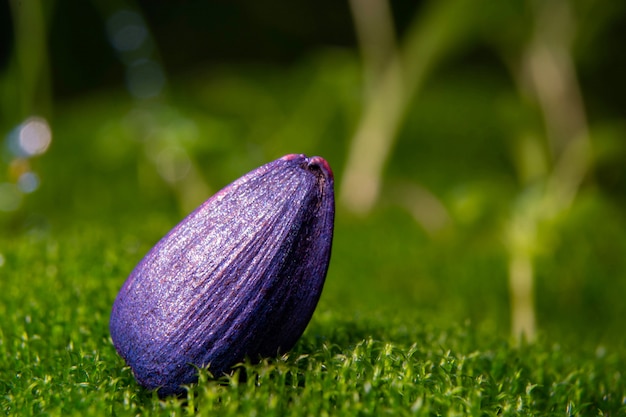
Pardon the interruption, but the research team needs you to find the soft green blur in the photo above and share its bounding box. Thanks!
[1,0,625,352]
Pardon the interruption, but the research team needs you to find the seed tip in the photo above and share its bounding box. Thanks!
[279,154,334,181]
[307,156,334,181]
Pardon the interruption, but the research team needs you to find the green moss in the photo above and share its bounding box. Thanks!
[1,228,624,416]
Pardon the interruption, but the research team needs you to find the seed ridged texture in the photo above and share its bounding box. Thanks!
[110,154,335,396]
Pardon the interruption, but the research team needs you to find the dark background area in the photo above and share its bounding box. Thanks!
[1,1,623,109]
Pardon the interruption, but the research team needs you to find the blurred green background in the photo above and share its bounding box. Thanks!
[1,0,625,351]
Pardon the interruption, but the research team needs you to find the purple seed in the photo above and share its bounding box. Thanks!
[110,154,335,396]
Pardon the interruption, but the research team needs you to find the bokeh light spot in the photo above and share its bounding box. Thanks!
[18,117,52,156]
[107,10,148,52]
[18,172,40,193]
[8,158,30,181]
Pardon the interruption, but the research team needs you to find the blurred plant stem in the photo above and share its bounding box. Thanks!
[506,0,590,344]
[341,0,478,215]
[347,0,398,96]
[7,0,52,119]
[343,0,401,215]
[345,0,592,344]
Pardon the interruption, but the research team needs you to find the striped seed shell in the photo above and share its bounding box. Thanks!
[109,154,334,396]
